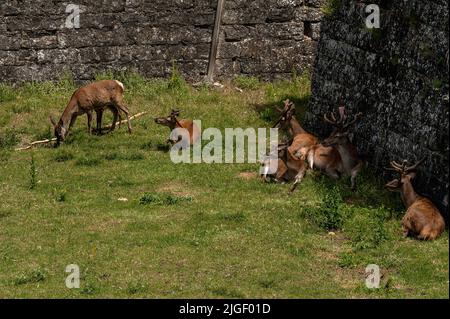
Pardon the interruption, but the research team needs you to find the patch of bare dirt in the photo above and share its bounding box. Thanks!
[237,172,258,180]
[156,182,197,197]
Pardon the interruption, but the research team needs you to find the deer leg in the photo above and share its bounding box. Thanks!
[114,98,132,134]
[325,167,340,179]
[350,162,363,192]
[108,106,119,133]
[289,166,306,193]
[86,111,93,135]
[96,109,103,134]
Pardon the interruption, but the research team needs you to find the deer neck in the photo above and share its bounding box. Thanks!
[290,116,306,135]
[334,138,357,170]
[59,99,79,129]
[400,180,418,208]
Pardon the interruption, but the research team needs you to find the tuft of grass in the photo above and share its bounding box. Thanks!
[322,0,341,16]
[0,129,19,149]
[0,83,16,103]
[75,156,102,166]
[80,281,99,295]
[56,192,67,202]
[126,281,149,295]
[301,186,349,231]
[13,268,46,286]
[53,149,75,162]
[344,206,391,250]
[139,192,193,206]
[167,62,189,96]
[233,75,261,90]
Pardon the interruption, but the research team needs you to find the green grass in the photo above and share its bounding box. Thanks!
[0,72,448,298]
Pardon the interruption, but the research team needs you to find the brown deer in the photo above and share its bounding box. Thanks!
[50,80,132,146]
[259,140,290,182]
[385,159,445,240]
[318,107,364,191]
[273,100,318,192]
[154,109,201,148]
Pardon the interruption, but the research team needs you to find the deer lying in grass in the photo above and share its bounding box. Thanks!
[293,107,363,191]
[259,140,290,182]
[50,80,131,146]
[271,100,314,191]
[154,109,201,148]
[385,159,445,240]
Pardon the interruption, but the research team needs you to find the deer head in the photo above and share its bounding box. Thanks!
[154,109,181,128]
[384,158,425,191]
[49,116,65,146]
[322,107,362,147]
[273,99,295,129]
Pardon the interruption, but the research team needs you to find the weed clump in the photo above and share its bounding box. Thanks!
[0,129,19,149]
[139,192,193,206]
[301,186,348,230]
[233,75,261,90]
[344,206,391,250]
[14,268,46,286]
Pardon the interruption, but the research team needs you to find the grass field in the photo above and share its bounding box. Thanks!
[0,71,448,298]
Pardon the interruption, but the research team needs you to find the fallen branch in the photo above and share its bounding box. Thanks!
[15,111,149,151]
[15,138,58,151]
[103,111,149,130]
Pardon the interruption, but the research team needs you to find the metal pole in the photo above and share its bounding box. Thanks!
[206,0,225,83]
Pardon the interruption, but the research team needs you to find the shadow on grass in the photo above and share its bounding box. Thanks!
[253,95,311,125]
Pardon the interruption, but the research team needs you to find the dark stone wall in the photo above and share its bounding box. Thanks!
[305,0,449,212]
[0,0,325,82]
[216,0,324,79]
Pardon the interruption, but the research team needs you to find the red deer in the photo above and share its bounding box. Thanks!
[50,80,132,146]
[273,100,318,192]
[318,107,364,191]
[259,140,290,182]
[154,109,201,148]
[385,159,445,240]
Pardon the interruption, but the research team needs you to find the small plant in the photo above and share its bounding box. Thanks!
[0,83,15,103]
[80,281,98,295]
[53,150,74,162]
[322,0,341,16]
[139,192,193,206]
[344,206,390,250]
[167,62,188,95]
[75,156,102,166]
[29,155,37,190]
[301,186,348,231]
[234,75,260,90]
[0,129,19,149]
[56,192,67,202]
[260,107,276,122]
[126,280,148,295]
[14,268,46,285]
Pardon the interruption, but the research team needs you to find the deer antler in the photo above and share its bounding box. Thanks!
[343,112,363,129]
[386,158,425,174]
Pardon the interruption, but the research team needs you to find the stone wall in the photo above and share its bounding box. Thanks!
[305,0,449,212]
[0,0,325,83]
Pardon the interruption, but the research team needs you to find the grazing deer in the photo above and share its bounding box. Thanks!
[50,80,132,146]
[273,100,319,192]
[385,159,445,240]
[319,107,364,191]
[154,109,201,148]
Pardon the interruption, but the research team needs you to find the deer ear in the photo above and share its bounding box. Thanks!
[49,116,56,127]
[406,171,417,180]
